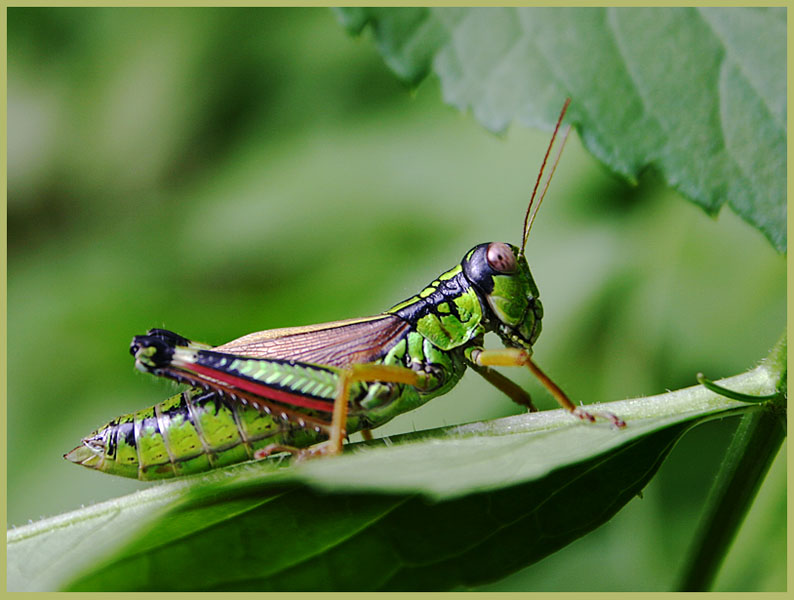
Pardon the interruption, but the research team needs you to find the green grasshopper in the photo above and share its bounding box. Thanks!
[65,99,625,480]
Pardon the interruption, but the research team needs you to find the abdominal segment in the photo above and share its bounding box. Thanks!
[66,388,326,480]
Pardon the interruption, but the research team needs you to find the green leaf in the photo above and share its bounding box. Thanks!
[334,7,786,253]
[7,356,781,591]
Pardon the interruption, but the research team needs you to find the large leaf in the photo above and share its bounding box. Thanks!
[7,356,782,591]
[335,7,786,253]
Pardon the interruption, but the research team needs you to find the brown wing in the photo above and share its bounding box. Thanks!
[214,315,410,368]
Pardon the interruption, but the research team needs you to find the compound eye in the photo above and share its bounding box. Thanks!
[486,242,517,273]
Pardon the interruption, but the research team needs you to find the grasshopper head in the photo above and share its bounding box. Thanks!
[461,242,543,350]
[457,99,570,353]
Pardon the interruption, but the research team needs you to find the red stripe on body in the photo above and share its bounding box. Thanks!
[187,363,336,413]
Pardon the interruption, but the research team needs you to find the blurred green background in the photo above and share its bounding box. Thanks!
[7,8,785,591]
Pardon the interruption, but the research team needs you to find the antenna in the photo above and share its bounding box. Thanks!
[520,98,572,256]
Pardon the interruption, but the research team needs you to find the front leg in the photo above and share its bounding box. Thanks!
[468,362,538,412]
[471,347,625,428]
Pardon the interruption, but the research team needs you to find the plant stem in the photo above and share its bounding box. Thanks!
[677,336,786,591]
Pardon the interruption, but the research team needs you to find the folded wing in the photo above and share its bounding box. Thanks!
[215,315,411,368]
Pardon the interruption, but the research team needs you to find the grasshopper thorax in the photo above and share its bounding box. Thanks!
[462,242,543,351]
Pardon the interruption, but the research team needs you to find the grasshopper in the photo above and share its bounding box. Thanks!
[65,99,625,480]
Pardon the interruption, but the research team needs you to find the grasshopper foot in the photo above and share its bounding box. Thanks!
[254,440,340,464]
[572,407,626,428]
[253,444,302,461]
[572,407,596,423]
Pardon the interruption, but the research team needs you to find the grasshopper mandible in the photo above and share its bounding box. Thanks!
[65,99,625,480]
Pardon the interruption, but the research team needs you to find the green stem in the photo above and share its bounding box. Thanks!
[677,335,786,591]
[696,373,778,403]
